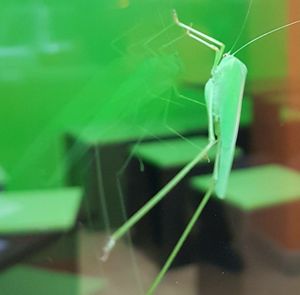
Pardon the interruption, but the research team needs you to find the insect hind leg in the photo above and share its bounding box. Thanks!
[146,183,214,294]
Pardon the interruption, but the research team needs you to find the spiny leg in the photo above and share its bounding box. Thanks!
[173,10,225,71]
[173,10,223,47]
[173,10,220,143]
[204,83,216,144]
[146,184,214,295]
[101,139,217,259]
[174,11,222,155]
[187,31,223,73]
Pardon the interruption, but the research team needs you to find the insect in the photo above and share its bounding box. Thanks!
[102,9,300,295]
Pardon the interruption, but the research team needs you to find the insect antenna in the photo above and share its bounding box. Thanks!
[229,0,253,54]
[232,19,300,56]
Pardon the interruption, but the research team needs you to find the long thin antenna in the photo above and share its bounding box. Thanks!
[233,19,300,55]
[229,0,253,53]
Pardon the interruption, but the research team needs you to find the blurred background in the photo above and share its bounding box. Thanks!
[0,0,299,294]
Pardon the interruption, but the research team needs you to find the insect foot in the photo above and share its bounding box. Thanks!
[100,237,116,262]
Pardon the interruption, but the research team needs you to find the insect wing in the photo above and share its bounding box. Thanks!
[215,56,247,198]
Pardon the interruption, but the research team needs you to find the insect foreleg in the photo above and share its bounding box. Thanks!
[173,10,223,48]
[173,10,225,71]
[186,32,224,72]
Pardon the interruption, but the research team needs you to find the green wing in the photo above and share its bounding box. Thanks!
[206,55,247,198]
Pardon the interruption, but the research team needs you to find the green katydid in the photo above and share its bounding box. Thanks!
[102,10,300,295]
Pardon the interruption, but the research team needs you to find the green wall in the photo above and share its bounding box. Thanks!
[0,0,288,190]
[247,0,288,80]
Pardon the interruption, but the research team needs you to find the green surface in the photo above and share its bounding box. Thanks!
[67,115,204,146]
[0,187,82,234]
[0,0,285,191]
[67,93,252,146]
[191,164,300,211]
[0,265,104,295]
[132,136,242,168]
[0,54,180,190]
[0,166,7,185]
[66,86,206,145]
[247,0,288,81]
